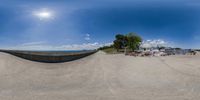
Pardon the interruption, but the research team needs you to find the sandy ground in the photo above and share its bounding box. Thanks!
[0,51,200,100]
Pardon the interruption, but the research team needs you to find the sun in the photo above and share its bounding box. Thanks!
[37,11,51,18]
[33,9,54,20]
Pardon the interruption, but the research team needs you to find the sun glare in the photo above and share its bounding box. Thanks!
[33,9,54,20]
[37,12,51,18]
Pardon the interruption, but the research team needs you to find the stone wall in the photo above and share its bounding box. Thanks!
[0,50,97,63]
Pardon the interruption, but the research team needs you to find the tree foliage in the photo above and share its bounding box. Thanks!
[113,39,122,51]
[126,33,142,51]
[113,34,127,51]
[113,32,142,51]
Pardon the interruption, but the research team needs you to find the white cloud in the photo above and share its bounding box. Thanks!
[85,33,90,37]
[5,42,113,51]
[84,33,90,41]
[140,39,169,48]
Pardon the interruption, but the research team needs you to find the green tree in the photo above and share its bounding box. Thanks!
[115,34,124,41]
[113,40,122,52]
[113,34,126,51]
[113,33,142,52]
[126,33,142,51]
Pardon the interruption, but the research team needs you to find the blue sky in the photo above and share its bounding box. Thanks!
[0,0,200,50]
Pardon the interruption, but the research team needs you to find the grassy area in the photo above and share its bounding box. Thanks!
[101,47,120,54]
[101,47,116,54]
[98,45,126,54]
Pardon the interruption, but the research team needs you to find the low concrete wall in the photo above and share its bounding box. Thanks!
[0,50,97,63]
